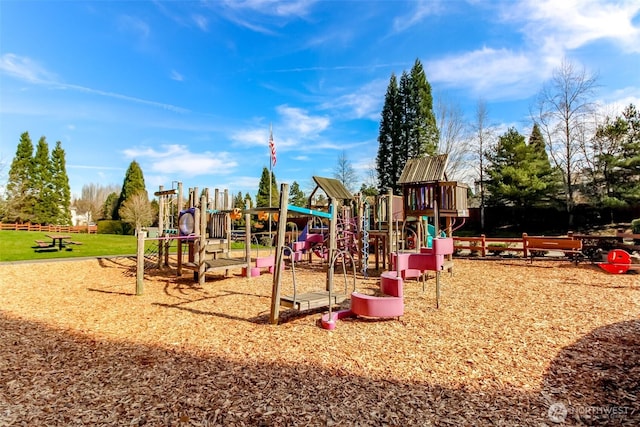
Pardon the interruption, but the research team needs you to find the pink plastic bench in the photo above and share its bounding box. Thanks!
[391,238,454,278]
[320,271,404,329]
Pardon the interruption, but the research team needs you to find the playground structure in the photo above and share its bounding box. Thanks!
[135,183,252,294]
[268,156,470,325]
[269,178,356,325]
[139,156,472,323]
[176,187,251,286]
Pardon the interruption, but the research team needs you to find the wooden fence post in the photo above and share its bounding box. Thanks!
[136,230,147,296]
[522,233,528,258]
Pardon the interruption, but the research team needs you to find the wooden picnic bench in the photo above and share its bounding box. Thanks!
[34,240,53,248]
[524,236,583,263]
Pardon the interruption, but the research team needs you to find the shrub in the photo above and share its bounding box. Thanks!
[632,218,640,245]
[98,220,125,235]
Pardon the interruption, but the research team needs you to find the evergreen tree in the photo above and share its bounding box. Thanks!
[359,183,378,198]
[50,141,71,225]
[114,161,147,220]
[613,104,640,204]
[376,60,439,195]
[527,124,560,205]
[244,192,253,209]
[289,181,306,207]
[32,137,56,224]
[256,167,278,207]
[407,59,439,157]
[376,73,401,193]
[233,191,244,209]
[5,132,36,222]
[103,192,119,219]
[486,127,557,209]
[589,115,628,206]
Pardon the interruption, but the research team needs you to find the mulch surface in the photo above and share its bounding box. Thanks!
[0,257,638,426]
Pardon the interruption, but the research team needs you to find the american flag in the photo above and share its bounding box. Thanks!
[269,128,276,167]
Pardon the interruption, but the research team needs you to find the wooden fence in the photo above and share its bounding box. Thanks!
[453,231,640,258]
[0,223,98,234]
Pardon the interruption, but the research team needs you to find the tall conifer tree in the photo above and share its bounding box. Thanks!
[114,161,147,220]
[5,132,36,222]
[376,59,439,194]
[376,74,400,193]
[32,136,56,224]
[50,141,72,225]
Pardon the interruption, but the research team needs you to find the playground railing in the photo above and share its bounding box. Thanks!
[0,222,97,234]
[453,231,640,259]
[453,234,526,257]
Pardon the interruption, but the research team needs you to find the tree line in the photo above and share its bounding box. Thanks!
[2,59,638,232]
[375,58,639,228]
[1,132,71,225]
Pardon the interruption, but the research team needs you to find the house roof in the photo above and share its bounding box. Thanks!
[312,176,353,201]
[398,154,449,184]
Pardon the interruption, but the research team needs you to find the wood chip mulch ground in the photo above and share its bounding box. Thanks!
[0,257,638,426]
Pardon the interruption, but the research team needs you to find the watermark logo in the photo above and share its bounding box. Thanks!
[548,402,568,423]
[548,402,630,423]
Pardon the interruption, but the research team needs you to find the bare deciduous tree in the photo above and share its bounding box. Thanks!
[471,99,495,230]
[533,58,598,225]
[333,150,358,193]
[435,93,471,182]
[119,191,154,232]
[73,183,121,223]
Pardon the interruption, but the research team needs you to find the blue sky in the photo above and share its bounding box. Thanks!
[1,0,639,200]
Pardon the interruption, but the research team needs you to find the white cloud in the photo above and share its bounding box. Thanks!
[170,70,184,81]
[598,86,640,116]
[118,15,151,40]
[509,0,640,53]
[192,14,208,31]
[277,105,329,135]
[427,47,547,100]
[123,144,238,176]
[422,0,640,100]
[221,0,316,18]
[325,78,387,120]
[392,0,444,32]
[0,53,56,83]
[0,54,189,114]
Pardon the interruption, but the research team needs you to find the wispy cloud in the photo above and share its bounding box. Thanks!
[220,0,317,18]
[277,105,329,135]
[506,0,640,53]
[205,0,317,34]
[392,0,445,33]
[0,53,57,83]
[427,47,544,100]
[170,70,184,81]
[323,78,387,120]
[123,144,238,176]
[192,14,209,31]
[117,15,151,40]
[0,53,189,113]
[67,164,123,171]
[421,0,640,100]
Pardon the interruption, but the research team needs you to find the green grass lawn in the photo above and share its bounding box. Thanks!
[0,231,254,262]
[0,231,141,262]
